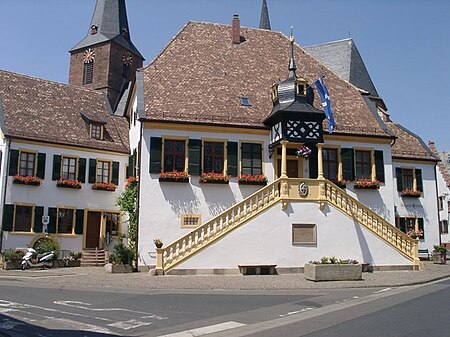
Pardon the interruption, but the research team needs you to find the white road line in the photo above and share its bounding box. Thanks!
[157,321,246,337]
[108,319,153,330]
[279,307,314,317]
[373,287,391,293]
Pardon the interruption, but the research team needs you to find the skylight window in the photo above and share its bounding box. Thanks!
[240,96,251,106]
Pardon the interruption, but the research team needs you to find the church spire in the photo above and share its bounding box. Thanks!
[259,0,271,30]
[288,28,297,78]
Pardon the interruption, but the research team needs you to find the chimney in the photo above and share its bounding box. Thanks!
[232,14,240,44]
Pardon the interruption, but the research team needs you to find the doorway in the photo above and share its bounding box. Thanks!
[277,158,303,178]
[85,211,102,249]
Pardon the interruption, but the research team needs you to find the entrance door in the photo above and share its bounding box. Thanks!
[86,211,102,248]
[277,159,301,178]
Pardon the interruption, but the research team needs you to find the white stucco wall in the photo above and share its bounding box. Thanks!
[1,140,128,252]
[393,161,440,251]
[436,163,450,244]
[176,201,411,270]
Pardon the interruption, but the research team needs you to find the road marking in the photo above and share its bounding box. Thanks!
[158,321,246,336]
[279,307,314,317]
[108,319,153,330]
[373,287,391,293]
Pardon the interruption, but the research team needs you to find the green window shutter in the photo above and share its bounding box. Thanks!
[149,137,162,174]
[127,154,134,178]
[36,153,46,179]
[47,207,57,234]
[418,218,424,240]
[396,167,403,191]
[33,206,44,233]
[77,158,86,183]
[88,159,97,183]
[309,144,318,179]
[415,169,423,192]
[399,217,406,233]
[188,139,202,175]
[111,161,120,185]
[75,209,84,234]
[8,149,19,176]
[2,204,14,231]
[52,155,61,180]
[341,148,354,181]
[374,150,385,183]
[227,142,238,176]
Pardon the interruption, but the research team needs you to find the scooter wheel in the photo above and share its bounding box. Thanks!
[46,260,54,269]
[21,264,27,270]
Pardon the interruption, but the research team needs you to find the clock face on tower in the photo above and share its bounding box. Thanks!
[83,48,96,64]
[123,52,133,66]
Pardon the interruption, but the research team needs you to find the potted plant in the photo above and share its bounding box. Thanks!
[433,245,447,264]
[92,182,117,191]
[159,171,189,183]
[400,189,422,198]
[305,256,362,281]
[105,234,135,273]
[296,145,312,159]
[406,229,423,240]
[353,179,381,189]
[199,173,229,184]
[238,174,268,186]
[153,238,163,249]
[13,175,42,186]
[64,251,81,267]
[56,179,82,189]
[1,249,25,270]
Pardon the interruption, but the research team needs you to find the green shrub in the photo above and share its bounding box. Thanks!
[109,234,135,265]
[1,249,25,262]
[69,251,82,261]
[34,236,60,259]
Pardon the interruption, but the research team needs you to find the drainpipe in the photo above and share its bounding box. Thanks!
[434,163,442,245]
[0,137,11,251]
[134,121,143,271]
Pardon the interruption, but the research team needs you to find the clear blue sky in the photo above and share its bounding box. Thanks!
[1,0,449,149]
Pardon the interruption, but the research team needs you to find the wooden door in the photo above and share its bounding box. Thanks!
[277,159,302,178]
[85,211,101,248]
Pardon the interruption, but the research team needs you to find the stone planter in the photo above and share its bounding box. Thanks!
[104,263,133,273]
[65,260,81,267]
[2,261,22,270]
[304,263,362,281]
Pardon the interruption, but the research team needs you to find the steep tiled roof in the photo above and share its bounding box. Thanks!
[0,70,130,154]
[142,21,391,138]
[304,38,379,97]
[386,122,438,162]
[429,141,450,187]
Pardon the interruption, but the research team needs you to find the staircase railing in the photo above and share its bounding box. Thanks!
[156,178,282,273]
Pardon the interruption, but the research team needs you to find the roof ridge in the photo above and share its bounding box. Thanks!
[305,37,353,49]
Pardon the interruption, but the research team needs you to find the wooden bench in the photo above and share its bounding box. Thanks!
[418,249,431,260]
[238,264,277,275]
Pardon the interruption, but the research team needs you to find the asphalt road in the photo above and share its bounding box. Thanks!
[0,284,385,337]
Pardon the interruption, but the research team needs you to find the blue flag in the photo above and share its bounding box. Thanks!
[315,77,336,134]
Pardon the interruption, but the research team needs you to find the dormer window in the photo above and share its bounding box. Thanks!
[90,25,98,35]
[91,123,103,140]
[271,84,279,102]
[296,79,307,96]
[240,96,251,106]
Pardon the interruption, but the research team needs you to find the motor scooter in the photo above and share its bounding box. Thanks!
[21,247,55,270]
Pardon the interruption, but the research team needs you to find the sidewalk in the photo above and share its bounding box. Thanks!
[1,261,450,291]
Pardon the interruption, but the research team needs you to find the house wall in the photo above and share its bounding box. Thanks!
[393,160,440,251]
[436,163,450,245]
[1,140,128,252]
[175,201,411,270]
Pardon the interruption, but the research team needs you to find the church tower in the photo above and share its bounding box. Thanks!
[68,0,144,109]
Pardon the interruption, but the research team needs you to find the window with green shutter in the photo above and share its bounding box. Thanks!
[77,158,86,183]
[75,209,85,234]
[8,150,19,176]
[33,206,44,233]
[150,137,162,174]
[341,148,354,181]
[188,139,201,175]
[240,143,262,175]
[2,204,14,231]
[227,142,238,176]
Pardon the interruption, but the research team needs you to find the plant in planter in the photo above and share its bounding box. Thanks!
[56,179,81,189]
[153,238,163,249]
[34,236,60,259]
[13,175,42,186]
[159,171,189,183]
[1,249,25,270]
[305,256,362,281]
[330,179,348,189]
[433,245,447,264]
[106,234,135,273]
[296,145,312,159]
[406,229,423,239]
[353,179,381,189]
[400,189,422,198]
[199,173,229,184]
[238,174,268,186]
[92,182,117,191]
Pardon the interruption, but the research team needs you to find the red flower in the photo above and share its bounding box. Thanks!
[199,173,229,183]
[92,182,117,191]
[125,176,137,188]
[13,175,42,185]
[238,174,268,183]
[56,179,81,188]
[159,171,189,180]
[353,179,381,189]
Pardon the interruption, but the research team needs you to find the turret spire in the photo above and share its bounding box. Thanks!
[259,0,271,30]
[288,27,297,78]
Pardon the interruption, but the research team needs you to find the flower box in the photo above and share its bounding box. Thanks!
[2,261,23,270]
[406,229,423,239]
[238,174,268,186]
[13,175,41,186]
[330,179,348,189]
[56,179,81,189]
[159,171,189,183]
[199,173,229,184]
[400,190,422,198]
[354,179,381,189]
[104,263,133,273]
[304,263,362,281]
[92,182,117,191]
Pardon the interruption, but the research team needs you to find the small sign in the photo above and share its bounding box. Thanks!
[42,215,50,225]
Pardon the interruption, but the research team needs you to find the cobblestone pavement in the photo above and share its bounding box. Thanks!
[1,261,449,292]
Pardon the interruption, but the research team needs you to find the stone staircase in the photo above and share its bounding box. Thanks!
[81,248,108,267]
